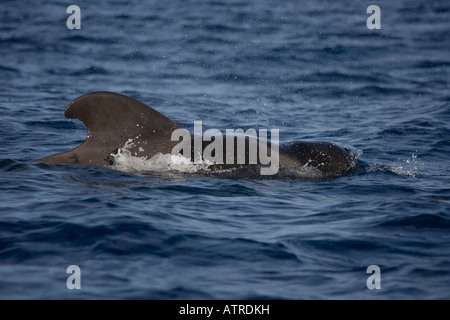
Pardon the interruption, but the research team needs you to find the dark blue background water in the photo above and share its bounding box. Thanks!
[1,0,449,299]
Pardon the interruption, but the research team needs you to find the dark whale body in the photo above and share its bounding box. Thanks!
[39,92,358,180]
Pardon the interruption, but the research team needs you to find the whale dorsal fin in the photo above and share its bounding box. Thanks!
[39,91,180,166]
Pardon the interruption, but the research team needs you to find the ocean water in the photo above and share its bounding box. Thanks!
[0,0,449,299]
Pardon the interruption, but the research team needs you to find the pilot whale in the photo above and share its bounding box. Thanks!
[38,92,358,180]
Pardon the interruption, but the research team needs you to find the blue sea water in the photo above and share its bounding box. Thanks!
[0,0,449,299]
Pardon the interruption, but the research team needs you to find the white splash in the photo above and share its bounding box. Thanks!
[110,140,212,174]
[367,152,423,178]
[392,153,423,177]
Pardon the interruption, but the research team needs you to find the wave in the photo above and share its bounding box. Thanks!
[361,154,424,178]
[61,35,120,44]
[0,159,30,172]
[0,65,20,74]
[415,60,450,69]
[24,121,76,130]
[184,35,238,45]
[303,71,381,83]
[70,66,110,76]
[379,214,450,230]
[1,36,39,46]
